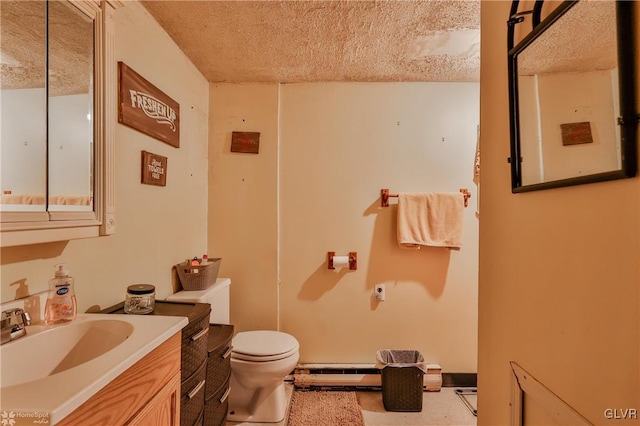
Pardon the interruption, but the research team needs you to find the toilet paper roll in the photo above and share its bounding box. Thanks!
[332,255,350,268]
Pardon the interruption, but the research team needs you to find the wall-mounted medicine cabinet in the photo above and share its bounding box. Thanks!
[0,0,119,247]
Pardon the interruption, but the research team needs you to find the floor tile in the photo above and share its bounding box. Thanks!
[225,385,477,426]
[359,387,477,426]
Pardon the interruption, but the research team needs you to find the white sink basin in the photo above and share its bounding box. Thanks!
[0,313,187,425]
[1,319,134,388]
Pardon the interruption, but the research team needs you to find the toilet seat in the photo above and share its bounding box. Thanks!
[232,330,299,362]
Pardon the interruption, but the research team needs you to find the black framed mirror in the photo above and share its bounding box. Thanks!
[508,0,638,193]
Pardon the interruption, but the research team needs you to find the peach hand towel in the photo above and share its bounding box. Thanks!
[397,192,464,249]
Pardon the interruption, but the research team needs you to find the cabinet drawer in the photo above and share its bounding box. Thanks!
[193,410,204,426]
[182,315,209,380]
[57,333,181,426]
[204,377,230,426]
[181,360,207,426]
[205,324,234,398]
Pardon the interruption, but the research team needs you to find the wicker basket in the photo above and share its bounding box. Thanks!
[376,349,425,412]
[381,366,424,412]
[176,258,222,291]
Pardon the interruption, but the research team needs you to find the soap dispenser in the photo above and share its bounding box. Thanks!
[45,263,77,325]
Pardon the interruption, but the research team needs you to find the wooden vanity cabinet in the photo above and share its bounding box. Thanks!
[57,332,181,426]
[127,373,181,426]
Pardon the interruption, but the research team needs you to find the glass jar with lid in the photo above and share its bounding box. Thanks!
[124,284,155,314]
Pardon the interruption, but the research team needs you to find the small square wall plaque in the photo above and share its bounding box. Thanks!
[141,151,168,186]
[561,122,593,146]
[231,131,260,154]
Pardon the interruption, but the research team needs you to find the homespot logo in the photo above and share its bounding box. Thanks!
[1,411,50,425]
[604,408,638,420]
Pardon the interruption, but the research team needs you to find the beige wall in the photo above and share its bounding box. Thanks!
[1,2,209,312]
[208,83,280,331]
[210,82,479,371]
[519,70,620,185]
[478,2,639,425]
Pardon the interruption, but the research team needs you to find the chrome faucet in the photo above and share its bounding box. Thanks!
[1,308,31,344]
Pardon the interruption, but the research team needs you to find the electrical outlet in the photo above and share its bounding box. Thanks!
[374,284,385,301]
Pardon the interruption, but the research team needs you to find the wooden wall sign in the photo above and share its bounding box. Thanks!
[119,62,180,148]
[141,151,168,186]
[560,122,593,146]
[231,131,260,154]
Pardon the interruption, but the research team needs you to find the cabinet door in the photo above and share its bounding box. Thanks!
[58,333,182,426]
[127,372,181,426]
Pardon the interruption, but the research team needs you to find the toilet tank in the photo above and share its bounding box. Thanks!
[166,278,231,324]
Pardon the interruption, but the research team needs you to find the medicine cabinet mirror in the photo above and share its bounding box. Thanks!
[508,0,638,192]
[0,0,117,246]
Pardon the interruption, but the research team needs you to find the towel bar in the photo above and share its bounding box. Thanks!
[380,188,471,208]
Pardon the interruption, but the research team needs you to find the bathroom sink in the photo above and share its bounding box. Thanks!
[0,313,187,425]
[1,319,133,388]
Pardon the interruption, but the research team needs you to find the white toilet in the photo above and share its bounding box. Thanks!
[227,330,299,423]
[166,278,300,423]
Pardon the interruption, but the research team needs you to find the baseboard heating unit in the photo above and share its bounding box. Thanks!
[293,363,446,391]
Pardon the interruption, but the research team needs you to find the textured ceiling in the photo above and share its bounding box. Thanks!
[140,0,481,83]
[0,1,93,95]
[517,1,616,76]
[0,1,615,89]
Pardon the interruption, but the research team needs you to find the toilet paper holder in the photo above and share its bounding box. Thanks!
[327,251,357,270]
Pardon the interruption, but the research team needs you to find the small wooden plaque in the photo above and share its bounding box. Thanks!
[231,131,260,154]
[561,122,593,146]
[141,151,168,187]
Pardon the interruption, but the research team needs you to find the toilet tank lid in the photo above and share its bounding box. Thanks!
[233,330,299,356]
[165,277,231,302]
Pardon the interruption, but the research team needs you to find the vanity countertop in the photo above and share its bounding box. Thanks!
[0,313,188,425]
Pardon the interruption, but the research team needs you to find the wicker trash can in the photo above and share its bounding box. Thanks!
[376,349,426,412]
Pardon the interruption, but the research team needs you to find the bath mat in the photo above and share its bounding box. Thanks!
[287,391,365,426]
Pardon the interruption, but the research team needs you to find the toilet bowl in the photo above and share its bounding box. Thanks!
[227,330,300,423]
[165,279,300,423]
